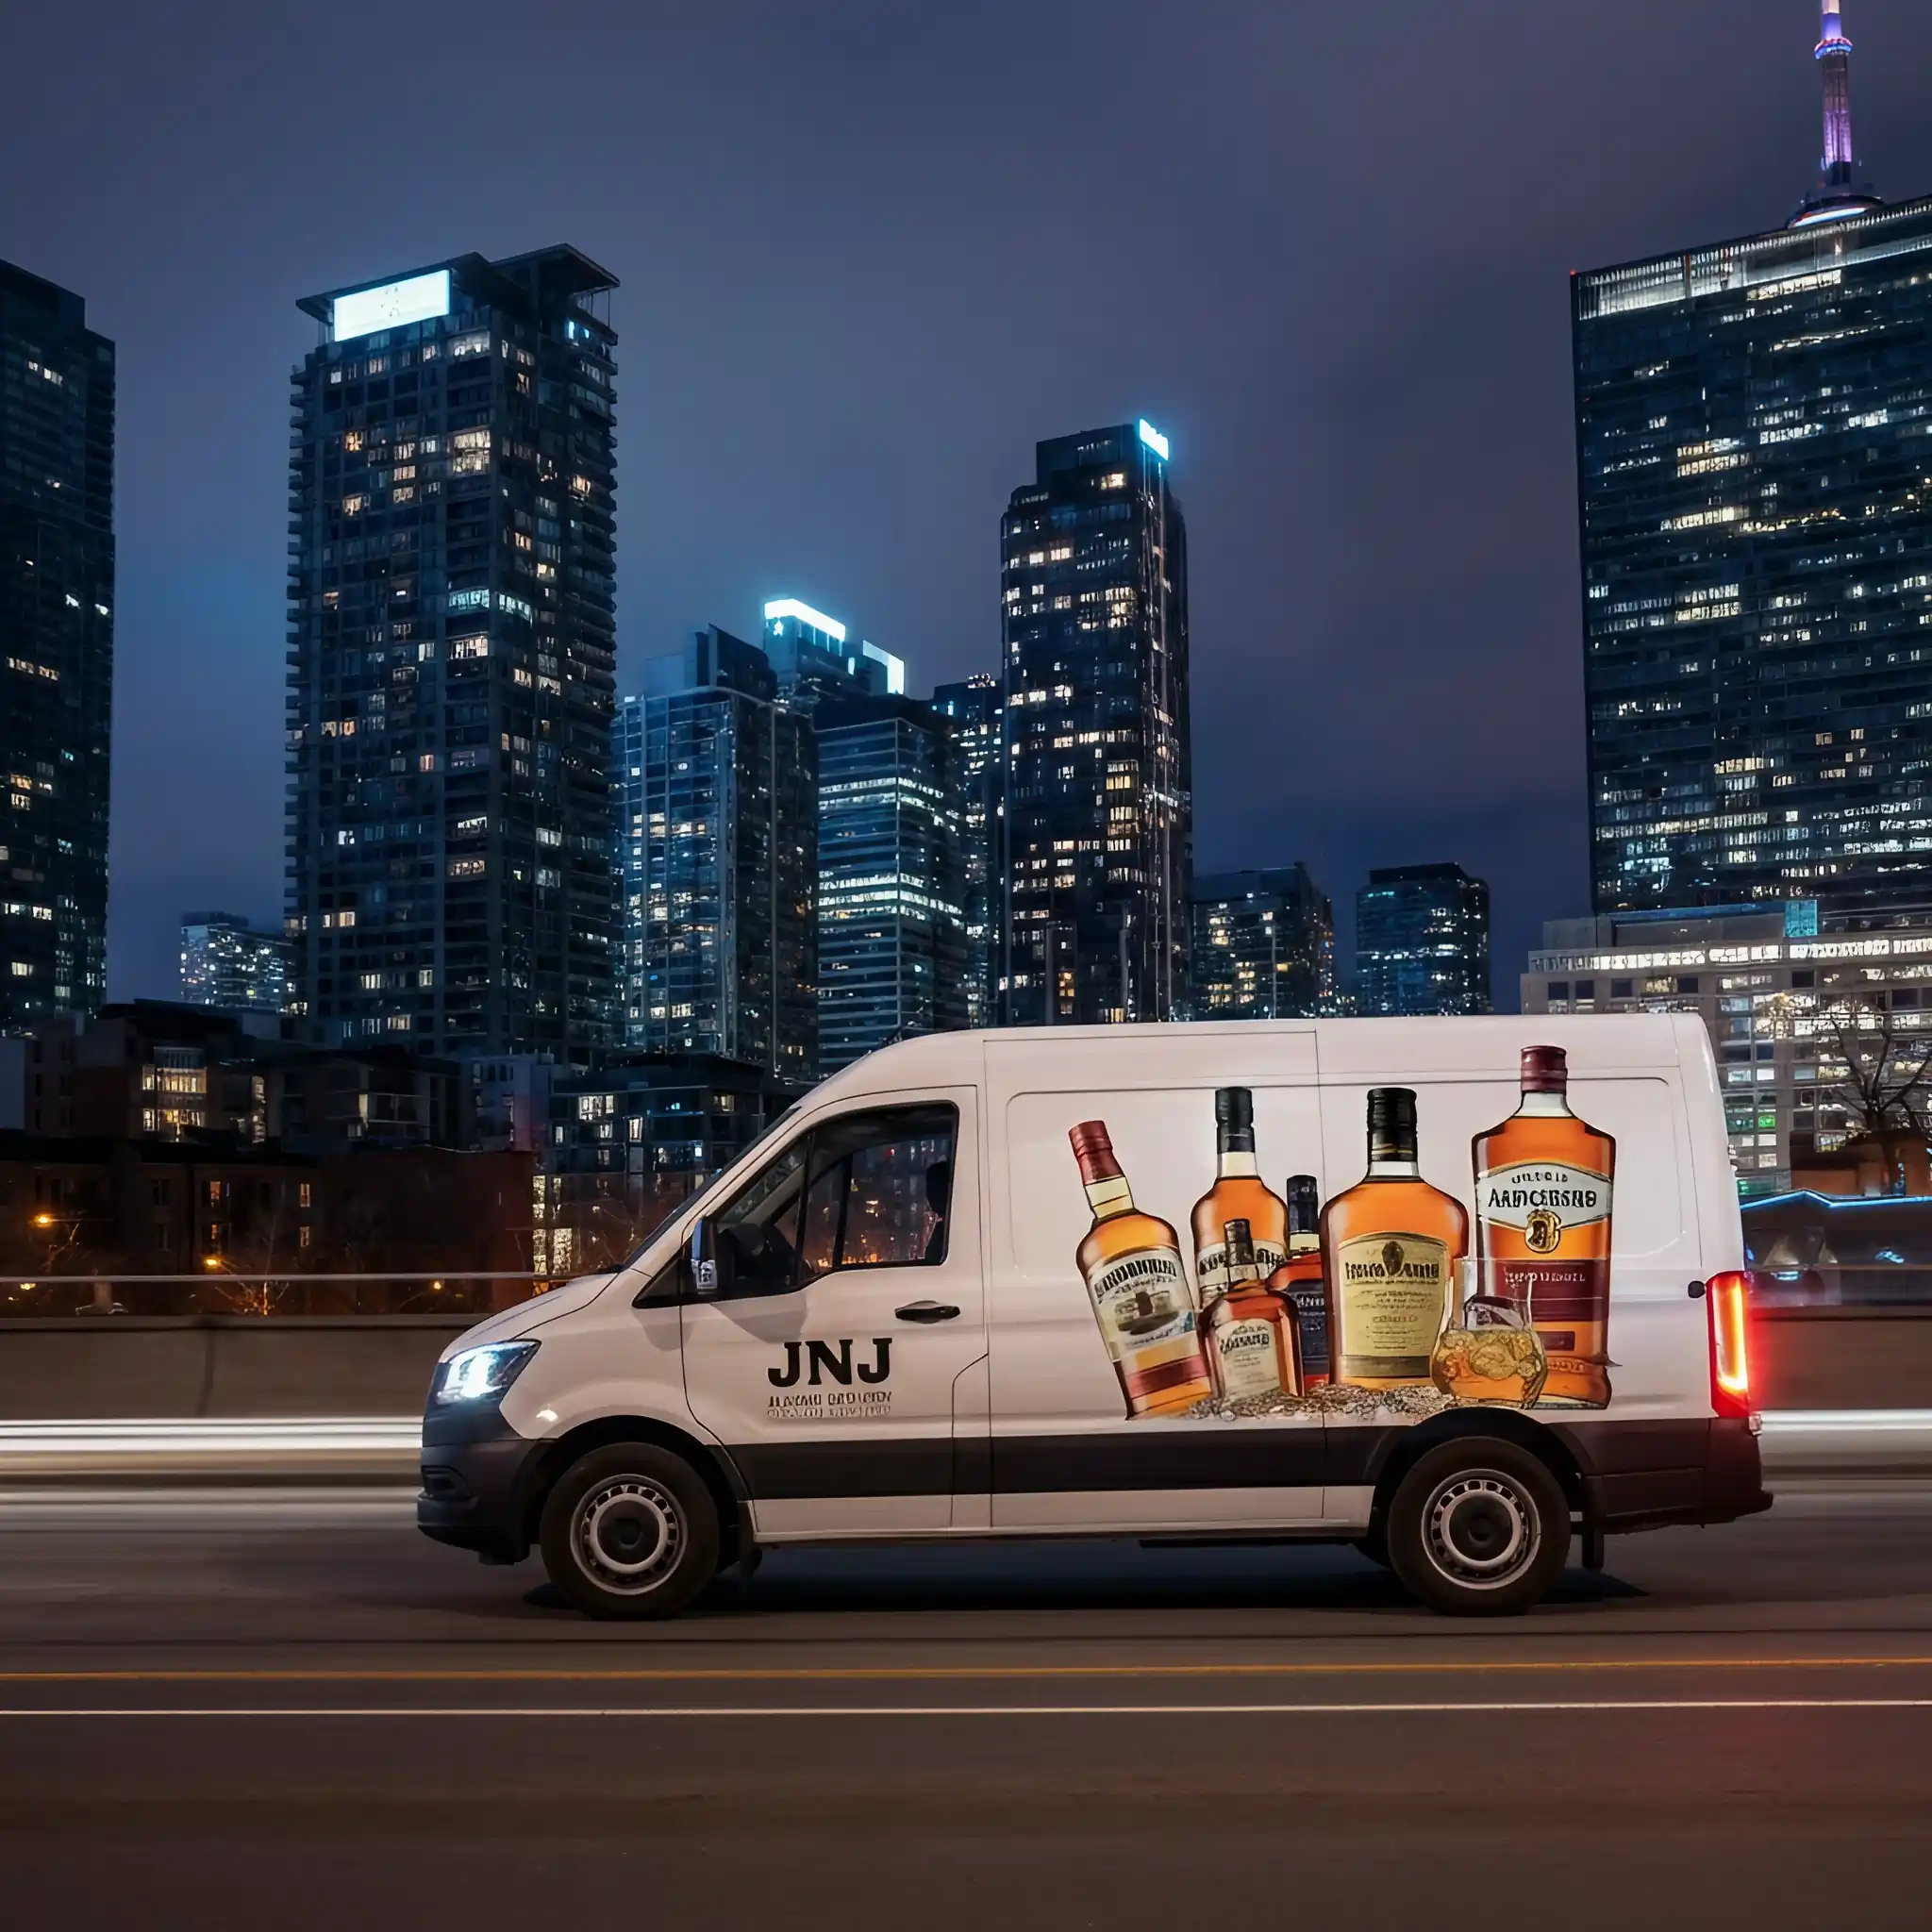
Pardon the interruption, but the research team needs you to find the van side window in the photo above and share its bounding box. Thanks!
[708,1104,958,1297]
[797,1106,958,1282]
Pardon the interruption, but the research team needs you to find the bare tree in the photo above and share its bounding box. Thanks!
[1809,991,1932,1139]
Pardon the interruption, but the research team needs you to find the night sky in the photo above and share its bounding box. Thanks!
[7,0,1932,1009]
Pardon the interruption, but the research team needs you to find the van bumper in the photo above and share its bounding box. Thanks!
[417,1409,550,1562]
[1557,1416,1774,1535]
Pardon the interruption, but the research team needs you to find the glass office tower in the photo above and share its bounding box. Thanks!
[180,911,290,1015]
[0,259,113,1025]
[814,693,969,1074]
[999,421,1191,1025]
[615,627,817,1081]
[1575,10,1932,916]
[1355,864,1491,1016]
[932,674,1002,1028]
[1191,867,1334,1020]
[286,248,620,1057]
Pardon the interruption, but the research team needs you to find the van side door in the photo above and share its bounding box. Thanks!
[680,1091,987,1539]
[985,1037,1331,1533]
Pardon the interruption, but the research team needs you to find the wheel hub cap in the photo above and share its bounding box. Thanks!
[576,1477,684,1594]
[1424,1470,1538,1590]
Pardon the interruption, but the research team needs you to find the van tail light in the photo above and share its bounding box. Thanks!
[1707,1269,1753,1418]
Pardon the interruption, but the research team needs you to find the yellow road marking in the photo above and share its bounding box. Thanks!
[5,1655,1932,1686]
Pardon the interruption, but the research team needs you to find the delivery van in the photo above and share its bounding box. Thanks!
[417,1015,1769,1618]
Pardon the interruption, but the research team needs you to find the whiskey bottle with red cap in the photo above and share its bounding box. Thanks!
[1472,1045,1616,1409]
[1069,1121,1212,1418]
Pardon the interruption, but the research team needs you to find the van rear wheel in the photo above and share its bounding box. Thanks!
[1386,1438,1570,1617]
[539,1442,720,1620]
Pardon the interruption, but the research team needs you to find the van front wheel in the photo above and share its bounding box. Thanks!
[1386,1439,1570,1617]
[539,1443,720,1620]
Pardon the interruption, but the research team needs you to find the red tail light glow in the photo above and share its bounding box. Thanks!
[1707,1269,1753,1417]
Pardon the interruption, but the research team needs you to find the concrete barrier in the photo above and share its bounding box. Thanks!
[1,1307,1928,1427]
[0,1317,471,1422]
[1751,1309,1932,1410]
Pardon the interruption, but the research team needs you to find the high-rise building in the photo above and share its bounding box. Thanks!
[1355,864,1491,1016]
[761,597,903,700]
[286,249,620,1058]
[1191,867,1334,1020]
[614,626,817,1081]
[179,911,290,1015]
[815,692,970,1073]
[999,421,1191,1026]
[1576,5,1932,918]
[932,675,1003,1028]
[0,260,113,1026]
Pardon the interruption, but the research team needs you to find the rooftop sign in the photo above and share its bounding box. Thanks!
[332,269,452,342]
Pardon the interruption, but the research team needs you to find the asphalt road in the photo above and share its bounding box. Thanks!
[4,1485,1932,1931]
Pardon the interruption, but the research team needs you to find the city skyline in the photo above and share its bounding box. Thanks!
[8,3,1932,1005]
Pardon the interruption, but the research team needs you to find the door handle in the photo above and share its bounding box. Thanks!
[896,1300,961,1324]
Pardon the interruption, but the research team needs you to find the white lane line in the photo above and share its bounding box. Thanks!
[6,1699,1932,1718]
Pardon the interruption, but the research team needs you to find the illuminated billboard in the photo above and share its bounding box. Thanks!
[331,270,452,342]
[1138,419,1171,462]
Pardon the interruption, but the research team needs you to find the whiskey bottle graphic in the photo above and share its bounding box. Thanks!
[1321,1089,1466,1390]
[1203,1218,1303,1401]
[1071,1121,1212,1419]
[1473,1044,1615,1409]
[1191,1087,1288,1303]
[1264,1174,1327,1388]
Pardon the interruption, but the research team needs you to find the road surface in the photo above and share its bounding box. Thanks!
[3,1483,1931,1930]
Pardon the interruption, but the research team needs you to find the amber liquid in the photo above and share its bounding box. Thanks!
[1191,1158,1287,1304]
[1264,1234,1326,1387]
[1472,1092,1615,1409]
[1076,1177,1212,1418]
[1204,1275,1303,1400]
[1321,1166,1467,1391]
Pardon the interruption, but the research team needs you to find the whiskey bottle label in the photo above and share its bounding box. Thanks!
[1476,1162,1613,1326]
[1334,1232,1452,1378]
[1286,1282,1329,1381]
[1087,1246,1197,1361]
[1197,1237,1287,1300]
[1475,1162,1611,1236]
[1209,1310,1285,1400]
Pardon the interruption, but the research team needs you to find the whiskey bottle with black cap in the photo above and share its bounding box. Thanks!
[1320,1089,1466,1390]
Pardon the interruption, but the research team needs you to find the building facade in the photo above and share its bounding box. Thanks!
[814,693,970,1074]
[0,259,113,1026]
[615,627,817,1080]
[1574,7,1932,918]
[999,421,1191,1026]
[932,675,1003,1028]
[1355,864,1491,1016]
[762,597,903,700]
[180,911,290,1015]
[1524,898,1932,1199]
[1191,867,1334,1020]
[534,1053,801,1279]
[286,248,620,1058]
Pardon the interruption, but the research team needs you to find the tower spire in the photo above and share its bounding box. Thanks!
[1791,2,1880,228]
[1818,3,1855,184]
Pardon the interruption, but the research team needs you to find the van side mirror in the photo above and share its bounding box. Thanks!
[689,1217,727,1297]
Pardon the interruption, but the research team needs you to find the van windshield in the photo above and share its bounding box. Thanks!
[620,1105,804,1270]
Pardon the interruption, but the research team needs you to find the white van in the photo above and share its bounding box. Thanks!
[418,1015,1768,1617]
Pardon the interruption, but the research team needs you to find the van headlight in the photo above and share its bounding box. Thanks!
[433,1341,539,1407]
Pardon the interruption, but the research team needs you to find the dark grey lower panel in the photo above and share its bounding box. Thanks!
[727,1427,1326,1501]
[720,1414,1767,1526]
